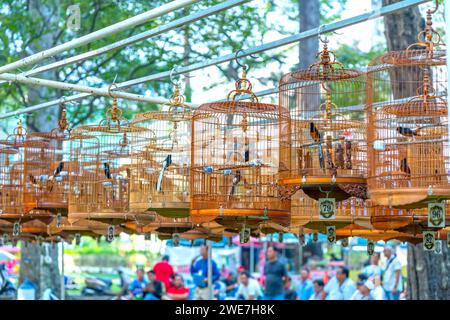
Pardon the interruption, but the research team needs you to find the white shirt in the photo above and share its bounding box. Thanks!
[309,291,324,300]
[372,286,386,300]
[350,290,363,300]
[383,255,403,292]
[324,277,356,300]
[237,278,263,300]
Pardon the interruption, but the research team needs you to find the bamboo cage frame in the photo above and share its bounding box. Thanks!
[190,68,291,234]
[367,7,449,210]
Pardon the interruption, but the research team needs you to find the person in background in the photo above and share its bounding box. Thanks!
[350,273,369,300]
[309,279,326,300]
[165,274,190,300]
[383,245,403,300]
[262,246,287,300]
[236,271,263,300]
[190,245,220,300]
[353,280,374,300]
[153,255,174,291]
[296,267,313,300]
[363,253,382,278]
[284,276,297,300]
[129,269,148,299]
[147,269,165,299]
[371,275,386,300]
[220,264,230,280]
[223,272,238,297]
[324,266,356,300]
[143,282,159,300]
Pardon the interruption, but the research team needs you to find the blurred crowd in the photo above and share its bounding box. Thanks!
[124,244,405,300]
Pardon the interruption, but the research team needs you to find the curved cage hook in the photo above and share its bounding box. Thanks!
[234,49,261,73]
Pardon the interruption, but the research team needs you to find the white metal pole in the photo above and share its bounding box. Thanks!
[446,0,450,149]
[0,72,196,107]
[207,241,213,300]
[60,241,65,300]
[250,242,254,274]
[0,0,200,74]
[0,0,249,85]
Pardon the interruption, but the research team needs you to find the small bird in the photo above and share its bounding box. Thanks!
[29,174,37,185]
[310,122,321,142]
[103,162,112,179]
[52,161,64,178]
[345,140,352,169]
[309,122,325,169]
[156,155,172,192]
[396,126,418,138]
[400,158,411,176]
[230,170,241,196]
[244,144,250,162]
[334,142,345,169]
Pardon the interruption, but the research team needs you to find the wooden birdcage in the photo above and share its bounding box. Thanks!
[23,107,72,215]
[68,86,155,226]
[190,67,291,236]
[367,7,448,209]
[130,84,192,218]
[0,121,54,225]
[48,216,122,238]
[290,189,371,234]
[279,40,367,202]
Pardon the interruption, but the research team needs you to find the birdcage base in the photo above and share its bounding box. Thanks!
[154,222,194,235]
[146,204,190,218]
[370,215,413,231]
[0,211,54,224]
[67,211,156,226]
[258,221,290,235]
[122,221,159,234]
[280,177,367,201]
[23,199,68,215]
[191,208,290,230]
[335,228,409,241]
[179,228,224,241]
[369,188,450,209]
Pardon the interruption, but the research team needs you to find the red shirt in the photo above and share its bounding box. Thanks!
[167,286,189,295]
[153,261,174,289]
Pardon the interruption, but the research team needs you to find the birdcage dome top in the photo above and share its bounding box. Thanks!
[194,101,289,122]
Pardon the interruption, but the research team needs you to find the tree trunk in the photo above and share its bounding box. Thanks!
[182,7,192,101]
[298,0,320,70]
[19,243,61,299]
[298,0,320,113]
[18,0,62,299]
[382,0,450,300]
[298,0,322,262]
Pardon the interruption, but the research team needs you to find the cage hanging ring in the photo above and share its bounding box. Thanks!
[108,83,119,98]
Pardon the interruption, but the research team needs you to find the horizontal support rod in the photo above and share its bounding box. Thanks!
[0,0,431,119]
[0,73,196,107]
[0,0,249,85]
[0,0,200,74]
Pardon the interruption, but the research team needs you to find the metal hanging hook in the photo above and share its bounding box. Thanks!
[108,83,119,98]
[170,66,182,86]
[429,0,438,14]
[317,25,329,44]
[170,65,195,87]
[234,49,260,72]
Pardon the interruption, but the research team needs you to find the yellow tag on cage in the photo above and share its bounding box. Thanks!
[326,226,336,244]
[428,202,445,228]
[319,198,336,220]
[423,231,436,251]
[367,240,375,256]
